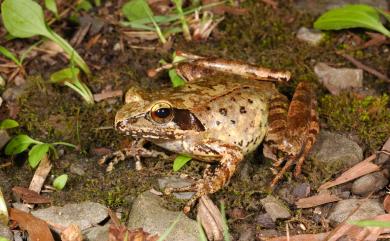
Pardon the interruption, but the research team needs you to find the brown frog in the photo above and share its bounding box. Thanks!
[100,52,319,213]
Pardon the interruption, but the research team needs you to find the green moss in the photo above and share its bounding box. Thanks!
[320,94,390,151]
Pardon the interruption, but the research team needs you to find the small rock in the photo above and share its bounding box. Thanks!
[0,130,10,150]
[297,27,325,45]
[2,85,26,102]
[292,183,311,199]
[314,63,363,95]
[255,213,276,229]
[0,222,13,241]
[127,191,199,241]
[32,202,108,232]
[309,131,363,177]
[260,195,291,221]
[327,199,384,225]
[158,176,195,200]
[351,171,388,196]
[69,163,86,176]
[83,224,109,241]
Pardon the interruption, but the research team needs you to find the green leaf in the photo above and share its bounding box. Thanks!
[173,155,192,171]
[0,46,21,66]
[349,220,390,228]
[314,4,390,37]
[28,143,50,168]
[50,67,80,84]
[0,119,19,130]
[77,0,93,11]
[5,134,36,155]
[122,0,154,22]
[169,69,186,87]
[53,174,68,190]
[45,0,58,17]
[0,237,11,241]
[1,0,51,38]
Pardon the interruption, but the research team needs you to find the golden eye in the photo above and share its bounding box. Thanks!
[150,102,174,124]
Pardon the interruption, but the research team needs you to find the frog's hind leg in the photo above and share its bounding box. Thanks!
[265,82,319,187]
[175,52,291,83]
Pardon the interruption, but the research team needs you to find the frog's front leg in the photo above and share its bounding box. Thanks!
[165,140,243,213]
[265,82,319,187]
[98,139,169,172]
[175,51,291,83]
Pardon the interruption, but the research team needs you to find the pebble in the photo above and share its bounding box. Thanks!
[351,171,388,196]
[297,27,325,45]
[83,224,109,241]
[69,163,86,176]
[314,62,363,95]
[158,176,195,200]
[1,85,26,102]
[309,131,363,177]
[255,213,276,229]
[0,130,10,150]
[127,191,199,241]
[260,195,291,221]
[327,199,385,225]
[32,202,108,232]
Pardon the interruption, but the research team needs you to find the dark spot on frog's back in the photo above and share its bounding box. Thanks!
[240,106,246,114]
[248,99,253,104]
[219,108,227,116]
[172,109,205,131]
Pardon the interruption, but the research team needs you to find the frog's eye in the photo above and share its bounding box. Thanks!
[150,102,174,124]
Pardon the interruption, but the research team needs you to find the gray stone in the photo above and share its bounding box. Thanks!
[0,222,13,241]
[293,0,388,15]
[328,199,385,225]
[0,130,10,151]
[127,191,199,241]
[309,131,363,174]
[84,225,109,241]
[32,202,108,232]
[158,176,195,200]
[69,163,86,176]
[260,195,291,221]
[314,63,363,95]
[352,171,388,196]
[255,213,275,229]
[297,27,325,45]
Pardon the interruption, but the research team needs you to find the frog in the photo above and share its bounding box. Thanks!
[100,51,319,213]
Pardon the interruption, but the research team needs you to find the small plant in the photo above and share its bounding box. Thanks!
[0,119,19,130]
[53,174,68,190]
[44,0,58,18]
[5,134,76,168]
[121,0,225,43]
[50,60,94,104]
[350,219,390,228]
[314,4,390,38]
[1,0,91,75]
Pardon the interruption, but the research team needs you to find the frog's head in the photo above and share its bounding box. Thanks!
[115,86,205,140]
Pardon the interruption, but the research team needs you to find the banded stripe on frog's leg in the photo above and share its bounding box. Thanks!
[269,82,319,187]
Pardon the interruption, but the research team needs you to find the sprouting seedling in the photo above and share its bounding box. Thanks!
[5,134,76,168]
[314,4,390,38]
[172,0,191,41]
[0,119,19,130]
[0,41,41,75]
[53,174,68,191]
[1,0,91,76]
[50,56,94,104]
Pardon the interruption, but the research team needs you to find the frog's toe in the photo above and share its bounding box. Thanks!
[98,151,126,171]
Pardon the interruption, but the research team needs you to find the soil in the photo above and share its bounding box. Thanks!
[0,0,389,239]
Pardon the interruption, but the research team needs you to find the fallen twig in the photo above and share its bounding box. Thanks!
[337,51,390,83]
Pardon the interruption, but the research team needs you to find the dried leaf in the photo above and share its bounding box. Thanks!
[9,208,54,241]
[108,225,159,241]
[319,154,379,190]
[363,32,387,48]
[12,186,50,204]
[197,195,224,241]
[384,195,390,213]
[93,90,123,102]
[295,191,341,208]
[61,224,83,241]
[29,155,52,193]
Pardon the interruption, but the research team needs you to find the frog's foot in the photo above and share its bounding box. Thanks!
[175,51,291,83]
[98,140,169,172]
[165,143,243,213]
[265,82,319,187]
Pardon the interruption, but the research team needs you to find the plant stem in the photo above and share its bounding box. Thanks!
[173,0,191,41]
